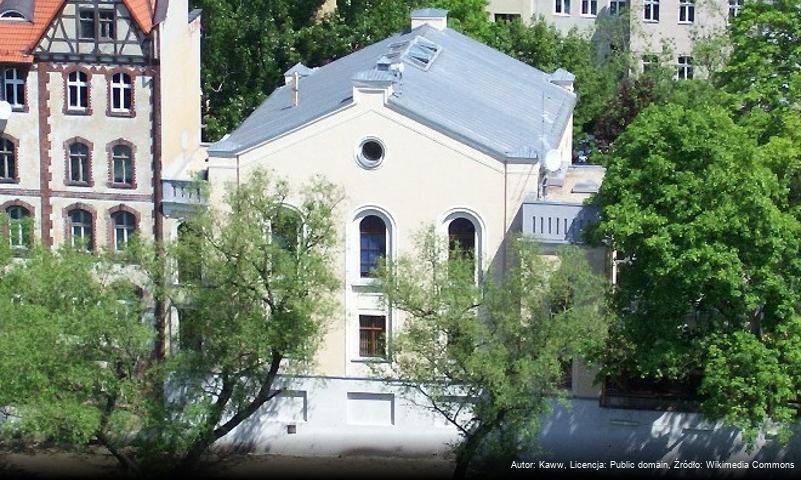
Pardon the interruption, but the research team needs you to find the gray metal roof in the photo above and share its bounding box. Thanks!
[410,8,449,18]
[208,24,577,162]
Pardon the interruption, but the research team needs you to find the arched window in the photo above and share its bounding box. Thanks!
[0,10,26,20]
[272,207,302,252]
[68,142,91,184]
[448,217,476,260]
[111,144,133,186]
[67,70,89,111]
[0,137,15,182]
[112,211,136,251]
[69,209,93,251]
[359,215,386,278]
[110,73,132,112]
[6,206,31,249]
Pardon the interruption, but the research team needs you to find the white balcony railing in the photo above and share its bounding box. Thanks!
[523,201,599,244]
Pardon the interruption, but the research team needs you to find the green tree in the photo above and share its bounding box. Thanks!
[375,230,609,479]
[0,247,152,474]
[139,170,343,474]
[591,103,801,444]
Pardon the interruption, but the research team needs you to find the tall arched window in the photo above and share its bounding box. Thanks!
[110,73,132,113]
[272,207,302,252]
[0,137,15,182]
[359,215,386,278]
[69,209,93,251]
[67,70,89,111]
[112,211,136,251]
[68,141,91,184]
[6,205,31,250]
[448,217,476,260]
[111,144,133,186]
[177,222,202,283]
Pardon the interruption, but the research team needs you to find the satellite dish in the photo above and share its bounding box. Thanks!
[544,149,562,173]
[0,101,11,121]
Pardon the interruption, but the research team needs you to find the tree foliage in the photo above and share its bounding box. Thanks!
[0,247,151,473]
[591,103,801,444]
[137,170,343,474]
[375,230,609,478]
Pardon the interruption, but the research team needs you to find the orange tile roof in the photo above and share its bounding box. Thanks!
[0,0,158,63]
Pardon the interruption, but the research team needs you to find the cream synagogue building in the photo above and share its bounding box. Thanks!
[165,9,606,454]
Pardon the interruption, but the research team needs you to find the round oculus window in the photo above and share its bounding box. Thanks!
[357,139,385,169]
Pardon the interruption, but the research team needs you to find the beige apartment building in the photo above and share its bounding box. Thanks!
[488,0,744,77]
[0,0,202,255]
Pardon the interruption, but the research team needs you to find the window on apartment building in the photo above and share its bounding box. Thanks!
[6,206,32,250]
[678,0,695,23]
[67,70,89,111]
[581,0,598,16]
[68,142,91,184]
[642,54,659,73]
[729,0,744,20]
[69,209,94,252]
[644,0,659,21]
[0,137,15,182]
[179,308,203,351]
[98,9,116,40]
[359,315,386,358]
[0,10,26,20]
[110,73,132,113]
[677,56,693,79]
[79,8,96,39]
[177,223,202,283]
[2,68,25,109]
[360,215,387,278]
[609,0,627,15]
[112,211,137,251]
[555,0,571,15]
[494,13,521,22]
[111,144,133,186]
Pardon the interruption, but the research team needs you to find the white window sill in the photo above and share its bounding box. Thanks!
[643,19,659,23]
[553,13,571,17]
[580,14,597,18]
[678,21,693,25]
[351,357,390,364]
[351,277,379,288]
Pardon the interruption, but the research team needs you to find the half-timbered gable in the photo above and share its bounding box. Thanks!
[35,0,151,64]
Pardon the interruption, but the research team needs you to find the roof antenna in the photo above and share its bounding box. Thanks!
[292,71,300,107]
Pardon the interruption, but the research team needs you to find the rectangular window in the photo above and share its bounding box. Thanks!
[98,9,116,40]
[555,0,571,15]
[678,0,695,23]
[644,0,660,21]
[359,315,386,358]
[2,68,26,109]
[609,0,627,15]
[677,55,693,80]
[581,0,598,15]
[642,54,659,73]
[728,0,744,20]
[79,9,96,39]
[494,13,521,22]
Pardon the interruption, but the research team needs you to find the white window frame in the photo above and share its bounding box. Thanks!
[67,71,89,111]
[581,0,598,16]
[609,0,627,15]
[3,68,25,109]
[676,55,693,80]
[0,137,14,181]
[555,0,571,15]
[110,73,131,113]
[728,0,744,21]
[70,210,93,251]
[644,0,660,22]
[678,0,695,24]
[112,211,136,251]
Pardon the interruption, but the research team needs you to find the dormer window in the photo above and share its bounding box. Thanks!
[0,10,25,20]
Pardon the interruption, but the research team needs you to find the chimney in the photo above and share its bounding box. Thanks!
[292,72,300,107]
[410,8,448,31]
